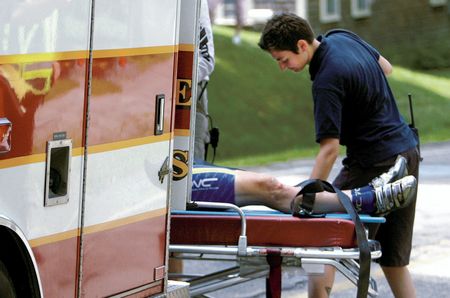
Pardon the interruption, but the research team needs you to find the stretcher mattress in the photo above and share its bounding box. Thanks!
[171,210,382,248]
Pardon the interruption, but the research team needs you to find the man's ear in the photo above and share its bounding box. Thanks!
[297,39,308,52]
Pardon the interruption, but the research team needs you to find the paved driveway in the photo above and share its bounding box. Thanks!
[186,141,450,297]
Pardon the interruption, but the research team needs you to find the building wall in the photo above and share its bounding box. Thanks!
[212,0,449,68]
[306,0,450,69]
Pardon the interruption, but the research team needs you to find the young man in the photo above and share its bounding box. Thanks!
[258,13,420,298]
[192,156,416,217]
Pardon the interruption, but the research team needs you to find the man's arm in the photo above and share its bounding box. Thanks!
[310,138,340,180]
[198,0,215,82]
[378,55,392,76]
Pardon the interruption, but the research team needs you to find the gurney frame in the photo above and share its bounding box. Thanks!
[169,202,382,297]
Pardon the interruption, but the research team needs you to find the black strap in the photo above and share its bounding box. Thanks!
[293,179,371,298]
[291,179,327,218]
[300,193,316,213]
[197,81,208,101]
[204,117,219,163]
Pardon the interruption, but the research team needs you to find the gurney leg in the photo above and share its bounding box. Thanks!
[340,259,378,297]
[302,258,379,297]
[266,254,283,298]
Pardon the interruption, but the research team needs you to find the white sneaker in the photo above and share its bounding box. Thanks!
[374,175,417,215]
[371,155,408,188]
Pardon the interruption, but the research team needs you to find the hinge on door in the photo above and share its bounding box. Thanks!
[154,265,165,280]
[158,156,171,183]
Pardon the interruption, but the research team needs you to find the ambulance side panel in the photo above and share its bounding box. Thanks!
[79,0,180,296]
[0,0,190,297]
[0,0,91,296]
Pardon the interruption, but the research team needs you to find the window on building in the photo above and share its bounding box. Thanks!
[254,0,274,9]
[224,0,236,18]
[351,0,372,18]
[429,0,447,7]
[320,0,341,23]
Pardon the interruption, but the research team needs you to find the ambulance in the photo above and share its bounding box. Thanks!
[0,0,199,296]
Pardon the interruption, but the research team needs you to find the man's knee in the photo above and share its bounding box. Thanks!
[257,174,282,194]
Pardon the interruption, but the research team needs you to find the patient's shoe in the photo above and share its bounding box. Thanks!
[374,175,417,215]
[371,155,408,188]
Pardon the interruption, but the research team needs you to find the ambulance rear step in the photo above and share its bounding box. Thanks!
[158,280,190,298]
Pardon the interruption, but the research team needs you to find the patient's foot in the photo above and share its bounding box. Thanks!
[374,175,417,215]
[371,155,408,188]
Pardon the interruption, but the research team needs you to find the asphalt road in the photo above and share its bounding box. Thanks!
[184,141,450,297]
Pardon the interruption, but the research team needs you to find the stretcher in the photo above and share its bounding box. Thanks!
[169,201,385,298]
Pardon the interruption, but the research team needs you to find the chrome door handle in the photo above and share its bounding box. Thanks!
[155,94,165,135]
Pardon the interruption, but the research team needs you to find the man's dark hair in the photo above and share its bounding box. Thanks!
[258,13,315,53]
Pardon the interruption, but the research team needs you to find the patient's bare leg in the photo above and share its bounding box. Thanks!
[233,170,416,215]
[290,176,417,215]
[234,170,295,212]
[234,170,345,213]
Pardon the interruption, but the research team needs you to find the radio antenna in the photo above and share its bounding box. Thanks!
[408,93,415,128]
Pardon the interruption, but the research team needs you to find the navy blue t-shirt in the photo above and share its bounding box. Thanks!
[308,30,417,167]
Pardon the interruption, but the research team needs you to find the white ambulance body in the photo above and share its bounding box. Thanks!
[0,0,198,296]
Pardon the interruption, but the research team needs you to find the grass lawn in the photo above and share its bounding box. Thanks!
[207,26,450,166]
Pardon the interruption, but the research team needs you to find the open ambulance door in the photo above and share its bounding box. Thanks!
[78,0,195,296]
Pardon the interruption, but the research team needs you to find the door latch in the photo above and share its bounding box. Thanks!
[158,156,171,183]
